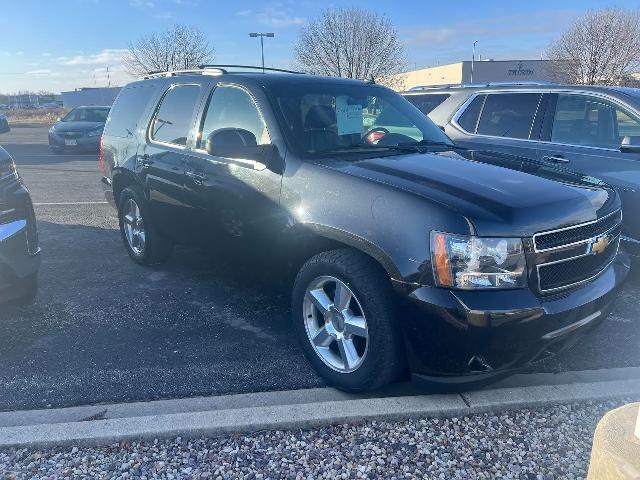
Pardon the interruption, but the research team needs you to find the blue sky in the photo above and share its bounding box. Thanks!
[0,0,629,93]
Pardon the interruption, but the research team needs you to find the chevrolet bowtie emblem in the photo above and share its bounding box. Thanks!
[589,235,610,255]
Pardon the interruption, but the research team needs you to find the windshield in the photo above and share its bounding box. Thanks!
[62,108,109,123]
[269,82,453,157]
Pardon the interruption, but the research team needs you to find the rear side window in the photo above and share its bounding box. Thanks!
[457,95,484,133]
[551,94,640,149]
[104,84,157,138]
[405,94,450,115]
[151,84,201,146]
[476,93,541,139]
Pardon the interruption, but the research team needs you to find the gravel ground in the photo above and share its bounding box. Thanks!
[0,399,630,480]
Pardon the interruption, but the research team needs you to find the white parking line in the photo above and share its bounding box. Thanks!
[33,201,109,206]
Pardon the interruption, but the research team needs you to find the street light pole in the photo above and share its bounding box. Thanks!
[471,40,478,84]
[249,32,275,72]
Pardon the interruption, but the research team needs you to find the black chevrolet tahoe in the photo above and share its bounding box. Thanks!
[101,66,630,392]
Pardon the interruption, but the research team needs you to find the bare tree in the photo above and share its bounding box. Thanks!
[124,24,215,76]
[545,8,640,85]
[294,8,407,88]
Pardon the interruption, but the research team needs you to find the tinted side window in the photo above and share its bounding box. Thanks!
[457,95,484,133]
[104,85,157,138]
[405,94,450,115]
[551,94,640,149]
[198,85,270,149]
[151,84,201,146]
[476,93,541,139]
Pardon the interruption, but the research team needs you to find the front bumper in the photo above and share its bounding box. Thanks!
[0,183,40,303]
[401,253,630,384]
[48,132,100,151]
[0,220,40,303]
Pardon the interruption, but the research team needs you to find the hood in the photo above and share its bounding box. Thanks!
[331,149,618,237]
[52,121,104,133]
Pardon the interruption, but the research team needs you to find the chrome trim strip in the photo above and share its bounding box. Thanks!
[533,209,622,253]
[536,236,620,293]
[541,311,601,341]
[0,219,27,241]
[621,235,640,245]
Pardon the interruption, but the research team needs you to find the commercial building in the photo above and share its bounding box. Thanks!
[391,60,563,91]
[61,87,122,108]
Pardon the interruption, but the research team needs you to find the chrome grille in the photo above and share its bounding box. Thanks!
[533,210,622,252]
[535,209,622,293]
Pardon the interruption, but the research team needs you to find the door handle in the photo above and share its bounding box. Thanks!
[139,154,154,168]
[186,170,208,185]
[542,155,570,164]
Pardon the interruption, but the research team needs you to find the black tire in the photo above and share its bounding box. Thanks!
[292,248,405,392]
[118,186,173,265]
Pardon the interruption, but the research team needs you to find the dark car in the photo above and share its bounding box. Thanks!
[101,67,629,391]
[403,83,640,259]
[0,146,39,304]
[48,106,110,153]
[0,113,9,134]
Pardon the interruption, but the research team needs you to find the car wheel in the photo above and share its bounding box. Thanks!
[118,186,173,265]
[292,249,405,392]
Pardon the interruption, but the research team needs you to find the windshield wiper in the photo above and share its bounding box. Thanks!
[398,140,466,150]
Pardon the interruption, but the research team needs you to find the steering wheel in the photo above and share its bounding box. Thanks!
[363,127,390,144]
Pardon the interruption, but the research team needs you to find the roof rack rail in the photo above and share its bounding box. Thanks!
[143,67,226,79]
[408,84,465,91]
[198,64,305,74]
[408,80,553,91]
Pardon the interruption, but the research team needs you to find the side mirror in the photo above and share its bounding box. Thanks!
[620,136,640,154]
[206,128,278,169]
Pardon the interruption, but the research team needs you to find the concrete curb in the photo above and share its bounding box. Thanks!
[1,370,640,449]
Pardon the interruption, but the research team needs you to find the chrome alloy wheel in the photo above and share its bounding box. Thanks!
[123,198,146,256]
[303,276,369,373]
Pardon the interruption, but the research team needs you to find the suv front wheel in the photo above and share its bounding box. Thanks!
[292,249,405,392]
[118,186,172,265]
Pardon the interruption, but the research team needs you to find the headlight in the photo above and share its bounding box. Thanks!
[87,128,103,137]
[431,232,527,289]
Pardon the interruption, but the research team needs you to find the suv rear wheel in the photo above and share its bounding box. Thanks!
[292,249,405,392]
[118,186,172,265]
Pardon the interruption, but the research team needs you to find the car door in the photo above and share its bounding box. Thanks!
[138,83,203,242]
[536,92,640,250]
[182,82,285,251]
[447,92,544,161]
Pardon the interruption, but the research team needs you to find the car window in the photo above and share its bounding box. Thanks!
[198,85,270,149]
[476,93,541,139]
[62,108,109,123]
[457,95,484,133]
[405,94,450,115]
[105,84,157,138]
[270,82,452,157]
[551,94,640,149]
[151,84,201,146]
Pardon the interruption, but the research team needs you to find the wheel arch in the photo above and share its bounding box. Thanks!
[112,170,144,207]
[281,223,404,290]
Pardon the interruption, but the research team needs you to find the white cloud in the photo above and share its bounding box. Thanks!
[59,49,127,66]
[237,5,305,27]
[130,0,154,8]
[26,69,53,77]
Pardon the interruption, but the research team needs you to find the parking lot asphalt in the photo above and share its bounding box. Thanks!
[0,123,639,412]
